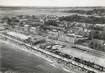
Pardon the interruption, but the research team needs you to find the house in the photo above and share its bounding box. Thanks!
[30,27,37,34]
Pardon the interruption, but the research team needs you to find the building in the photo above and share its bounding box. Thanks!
[30,27,37,34]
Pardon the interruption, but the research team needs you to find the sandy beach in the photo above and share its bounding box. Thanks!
[0,40,70,73]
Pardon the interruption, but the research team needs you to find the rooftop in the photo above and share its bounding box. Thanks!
[7,31,30,40]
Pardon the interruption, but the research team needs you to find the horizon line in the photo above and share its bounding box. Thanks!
[0,5,105,8]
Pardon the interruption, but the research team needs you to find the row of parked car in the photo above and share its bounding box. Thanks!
[72,45,105,72]
[39,43,98,73]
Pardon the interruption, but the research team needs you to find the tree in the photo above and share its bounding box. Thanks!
[45,20,58,26]
[101,27,105,40]
[89,39,105,52]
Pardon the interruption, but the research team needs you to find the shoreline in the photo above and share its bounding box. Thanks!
[0,33,102,73]
[0,39,71,73]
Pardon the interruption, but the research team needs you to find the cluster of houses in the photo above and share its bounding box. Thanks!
[1,15,105,49]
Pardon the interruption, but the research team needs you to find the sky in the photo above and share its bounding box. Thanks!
[0,0,105,7]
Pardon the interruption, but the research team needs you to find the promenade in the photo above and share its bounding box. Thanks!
[0,31,105,73]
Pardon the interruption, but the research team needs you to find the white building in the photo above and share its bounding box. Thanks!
[30,27,37,34]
